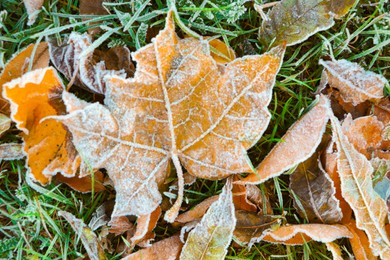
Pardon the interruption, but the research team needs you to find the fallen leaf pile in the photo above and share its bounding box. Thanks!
[0,1,389,259]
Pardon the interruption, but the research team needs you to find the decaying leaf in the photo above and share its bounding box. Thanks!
[330,114,390,259]
[0,113,11,135]
[290,152,343,223]
[131,206,161,247]
[3,67,80,184]
[232,176,257,212]
[240,95,330,184]
[23,0,44,25]
[0,143,24,160]
[175,195,219,224]
[233,210,279,245]
[180,179,236,259]
[55,170,105,193]
[328,0,356,18]
[108,216,134,236]
[320,59,387,105]
[58,211,106,260]
[0,42,49,114]
[123,235,183,260]
[325,242,343,260]
[56,11,285,222]
[262,224,352,245]
[346,220,377,260]
[48,32,134,94]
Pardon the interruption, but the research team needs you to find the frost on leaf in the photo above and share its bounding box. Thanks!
[57,11,285,221]
[175,195,219,224]
[3,68,80,184]
[290,152,343,223]
[0,113,11,136]
[240,95,330,184]
[0,42,49,114]
[180,179,236,260]
[330,114,390,259]
[48,32,134,94]
[23,0,44,25]
[320,59,387,105]
[0,143,24,160]
[262,224,352,245]
[346,220,377,260]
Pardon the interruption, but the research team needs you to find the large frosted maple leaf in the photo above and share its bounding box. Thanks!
[58,11,285,222]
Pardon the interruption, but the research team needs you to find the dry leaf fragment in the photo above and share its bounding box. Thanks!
[208,38,236,64]
[0,113,11,136]
[55,170,105,193]
[240,95,330,184]
[262,224,352,245]
[232,176,257,212]
[346,220,378,260]
[330,114,390,259]
[320,59,387,105]
[290,153,343,223]
[175,195,219,224]
[58,211,106,260]
[131,206,161,247]
[0,143,24,160]
[180,179,236,260]
[328,0,356,18]
[325,242,343,260]
[57,11,285,222]
[23,0,44,25]
[0,42,49,114]
[123,235,183,260]
[3,67,80,184]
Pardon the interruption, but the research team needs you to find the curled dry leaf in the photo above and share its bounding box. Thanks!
[232,175,257,212]
[325,242,343,260]
[175,195,219,224]
[320,59,387,105]
[262,224,352,245]
[23,0,44,25]
[108,216,134,236]
[123,235,183,260]
[0,113,11,136]
[57,11,285,222]
[0,143,24,160]
[131,206,161,247]
[290,152,343,223]
[240,95,330,184]
[180,179,236,260]
[330,114,390,259]
[346,220,377,260]
[48,32,134,94]
[0,42,49,114]
[58,211,106,260]
[233,210,279,246]
[3,68,80,184]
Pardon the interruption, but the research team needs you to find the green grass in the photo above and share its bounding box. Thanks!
[0,0,389,259]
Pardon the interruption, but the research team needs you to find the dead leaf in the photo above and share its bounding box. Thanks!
[0,113,11,135]
[208,38,236,64]
[175,195,219,224]
[55,170,105,193]
[330,113,390,258]
[232,176,257,212]
[123,235,183,260]
[0,42,49,114]
[131,206,161,247]
[325,242,343,260]
[320,59,387,105]
[0,143,24,160]
[246,184,274,215]
[346,220,377,260]
[48,32,134,94]
[108,216,134,236]
[328,0,356,18]
[79,0,108,34]
[23,0,44,25]
[180,178,236,259]
[57,11,285,222]
[240,95,330,184]
[3,67,80,184]
[233,210,279,245]
[262,224,352,245]
[58,211,106,260]
[290,152,343,223]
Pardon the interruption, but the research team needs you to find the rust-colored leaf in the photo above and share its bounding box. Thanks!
[180,179,236,259]
[131,206,161,247]
[346,220,377,260]
[123,235,183,260]
[232,175,257,212]
[23,0,44,25]
[240,95,330,184]
[55,170,105,193]
[320,59,387,105]
[330,113,390,258]
[57,11,285,222]
[3,68,80,184]
[262,224,352,245]
[290,152,343,223]
[0,42,49,114]
[175,195,219,224]
[325,242,343,260]
[108,216,134,236]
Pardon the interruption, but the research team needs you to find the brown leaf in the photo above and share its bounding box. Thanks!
[79,0,108,34]
[3,68,80,184]
[262,224,352,245]
[108,216,134,236]
[0,143,24,160]
[328,0,356,18]
[57,11,285,222]
[180,178,236,259]
[233,210,279,245]
[123,235,183,260]
[131,206,161,247]
[330,113,390,258]
[232,175,257,212]
[0,113,11,136]
[0,42,49,114]
[55,170,105,193]
[346,220,377,260]
[23,0,44,25]
[246,184,274,215]
[320,59,387,105]
[59,211,106,260]
[175,195,219,224]
[290,152,343,223]
[240,95,330,184]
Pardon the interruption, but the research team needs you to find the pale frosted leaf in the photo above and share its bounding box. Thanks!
[57,11,285,222]
[58,211,106,260]
[262,224,352,245]
[320,59,387,105]
[0,113,11,136]
[175,195,219,224]
[180,179,236,260]
[240,95,330,184]
[122,235,183,260]
[330,114,390,258]
[23,0,44,25]
[290,153,343,223]
[0,143,24,160]
[326,242,343,260]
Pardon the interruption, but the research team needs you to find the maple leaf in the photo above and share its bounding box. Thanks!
[57,10,285,221]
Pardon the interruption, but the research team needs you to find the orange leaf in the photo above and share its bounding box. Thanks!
[346,220,377,260]
[55,170,105,193]
[131,206,161,247]
[233,175,257,212]
[0,42,49,114]
[175,195,219,224]
[209,38,236,64]
[3,68,80,184]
